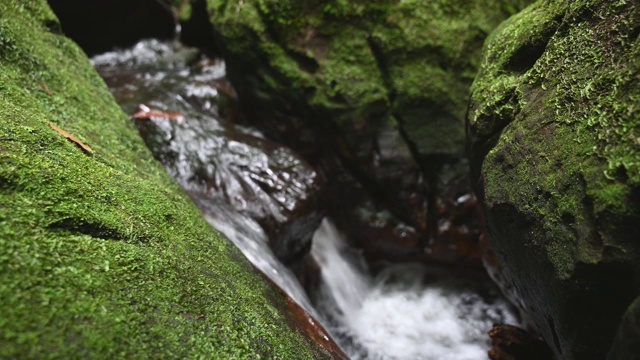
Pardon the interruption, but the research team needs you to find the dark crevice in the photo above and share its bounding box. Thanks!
[366,35,395,101]
[505,17,561,74]
[48,217,128,242]
[631,25,640,43]
[578,173,604,250]
[48,0,176,56]
[287,50,320,74]
[326,124,417,230]
[560,212,575,225]
[366,34,442,248]
[44,20,63,35]
[467,87,522,200]
[179,0,218,53]
[505,41,548,73]
[467,128,506,201]
[396,116,441,246]
[547,316,562,355]
[255,6,320,74]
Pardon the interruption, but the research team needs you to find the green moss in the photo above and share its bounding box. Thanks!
[178,2,193,22]
[0,1,327,358]
[470,0,639,251]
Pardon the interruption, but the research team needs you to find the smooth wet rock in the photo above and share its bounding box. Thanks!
[0,1,339,357]
[468,1,640,358]
[327,166,486,268]
[488,324,553,360]
[135,117,325,264]
[93,41,325,265]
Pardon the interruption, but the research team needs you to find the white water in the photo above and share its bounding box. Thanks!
[312,219,518,360]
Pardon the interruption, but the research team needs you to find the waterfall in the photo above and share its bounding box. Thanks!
[312,219,518,360]
[312,218,370,319]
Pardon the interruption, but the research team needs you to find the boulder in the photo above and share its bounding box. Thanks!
[203,0,534,264]
[0,1,342,358]
[467,0,640,358]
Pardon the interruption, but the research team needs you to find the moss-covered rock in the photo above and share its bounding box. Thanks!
[0,1,342,358]
[203,0,533,259]
[467,0,640,358]
[205,0,531,152]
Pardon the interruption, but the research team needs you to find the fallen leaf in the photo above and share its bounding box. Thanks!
[48,122,94,153]
[39,82,52,96]
[132,104,184,121]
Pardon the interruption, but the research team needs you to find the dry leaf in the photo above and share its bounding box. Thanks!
[39,82,52,96]
[48,122,94,153]
[132,104,184,121]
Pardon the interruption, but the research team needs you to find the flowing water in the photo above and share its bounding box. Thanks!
[311,219,517,360]
[93,39,518,360]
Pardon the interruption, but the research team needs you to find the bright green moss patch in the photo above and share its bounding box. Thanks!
[0,1,324,358]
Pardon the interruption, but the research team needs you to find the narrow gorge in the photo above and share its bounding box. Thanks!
[1,0,638,359]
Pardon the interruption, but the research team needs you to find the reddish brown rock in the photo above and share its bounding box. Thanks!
[488,324,553,360]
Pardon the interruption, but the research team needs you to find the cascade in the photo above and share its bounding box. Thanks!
[311,219,517,359]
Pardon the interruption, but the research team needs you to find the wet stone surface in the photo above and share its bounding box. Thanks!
[93,40,325,264]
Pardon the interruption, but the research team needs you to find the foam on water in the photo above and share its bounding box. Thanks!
[312,219,518,360]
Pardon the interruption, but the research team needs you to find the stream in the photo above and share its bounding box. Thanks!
[92,39,518,360]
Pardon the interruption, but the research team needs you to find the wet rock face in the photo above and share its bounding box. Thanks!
[94,43,325,265]
[327,168,486,268]
[135,115,325,264]
[467,1,640,359]
[203,0,533,265]
[48,0,177,56]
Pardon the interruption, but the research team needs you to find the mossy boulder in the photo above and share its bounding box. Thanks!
[467,0,640,358]
[0,1,343,358]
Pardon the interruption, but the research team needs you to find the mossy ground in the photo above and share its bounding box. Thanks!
[0,1,325,358]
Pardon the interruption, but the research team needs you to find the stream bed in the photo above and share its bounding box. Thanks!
[93,39,519,360]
